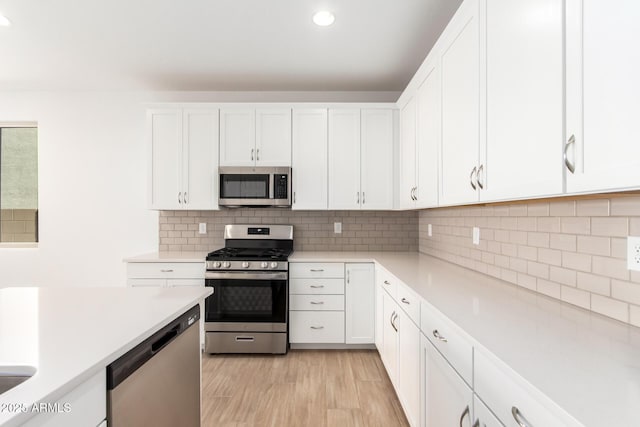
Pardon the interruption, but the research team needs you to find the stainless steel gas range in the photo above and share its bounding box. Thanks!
[203,224,293,354]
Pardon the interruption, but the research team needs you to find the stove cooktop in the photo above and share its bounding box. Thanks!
[205,247,292,262]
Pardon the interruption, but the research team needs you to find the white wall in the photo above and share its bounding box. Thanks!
[0,90,399,287]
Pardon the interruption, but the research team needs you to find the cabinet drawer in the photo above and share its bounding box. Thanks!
[474,348,580,427]
[289,262,344,278]
[376,265,397,299]
[290,294,344,311]
[289,311,345,343]
[127,262,204,279]
[396,282,420,325]
[290,278,344,295]
[167,278,204,287]
[420,301,473,385]
[127,278,166,287]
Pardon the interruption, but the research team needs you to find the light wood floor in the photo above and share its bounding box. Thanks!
[201,350,409,427]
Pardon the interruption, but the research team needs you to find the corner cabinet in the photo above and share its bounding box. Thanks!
[148,108,219,210]
[219,108,292,167]
[565,0,640,194]
[328,109,393,210]
[291,109,328,209]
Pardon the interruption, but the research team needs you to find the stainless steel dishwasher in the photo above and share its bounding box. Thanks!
[107,305,201,427]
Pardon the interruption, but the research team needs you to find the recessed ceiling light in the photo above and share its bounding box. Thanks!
[313,11,335,27]
[0,14,11,27]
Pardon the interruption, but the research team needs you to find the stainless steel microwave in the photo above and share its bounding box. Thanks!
[218,167,291,207]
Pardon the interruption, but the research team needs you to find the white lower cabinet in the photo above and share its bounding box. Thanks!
[421,334,473,427]
[345,263,375,344]
[381,291,399,385]
[289,311,345,343]
[397,309,421,427]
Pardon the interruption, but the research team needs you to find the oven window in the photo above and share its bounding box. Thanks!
[220,174,269,199]
[205,280,286,323]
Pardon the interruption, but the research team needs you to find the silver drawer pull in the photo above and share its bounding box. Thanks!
[310,326,324,330]
[310,301,324,305]
[160,269,174,273]
[310,269,324,272]
[383,280,391,286]
[310,285,325,289]
[472,420,480,427]
[459,406,470,427]
[401,298,410,305]
[235,336,255,342]
[512,407,532,427]
[432,329,447,342]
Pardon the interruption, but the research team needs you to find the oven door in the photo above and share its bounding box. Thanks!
[204,271,287,331]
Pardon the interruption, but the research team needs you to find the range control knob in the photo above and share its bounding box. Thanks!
[213,261,221,269]
[270,262,279,269]
[260,262,268,269]
[222,261,231,269]
[242,262,250,269]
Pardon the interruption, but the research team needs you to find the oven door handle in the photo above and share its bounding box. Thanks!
[205,271,288,281]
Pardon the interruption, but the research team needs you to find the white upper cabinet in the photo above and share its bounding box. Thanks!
[148,108,219,210]
[416,61,440,208]
[219,108,291,167]
[481,0,564,202]
[328,109,394,210]
[328,109,361,209]
[439,0,481,206]
[255,108,292,166]
[292,109,328,210]
[399,97,417,209]
[360,109,394,210]
[565,0,640,193]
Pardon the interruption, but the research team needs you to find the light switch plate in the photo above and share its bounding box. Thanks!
[628,236,640,271]
[472,227,480,245]
[428,224,433,237]
[334,222,342,234]
[198,223,207,235]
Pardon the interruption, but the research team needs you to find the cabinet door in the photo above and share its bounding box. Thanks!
[565,0,640,193]
[148,109,182,210]
[375,276,384,352]
[399,97,417,209]
[416,61,440,208]
[439,0,481,206]
[328,109,361,209]
[473,396,503,427]
[255,108,292,166]
[482,0,563,202]
[421,334,473,427]
[183,109,219,210]
[382,291,399,387]
[291,109,328,210]
[345,263,375,344]
[398,309,421,427]
[219,108,255,167]
[360,109,393,210]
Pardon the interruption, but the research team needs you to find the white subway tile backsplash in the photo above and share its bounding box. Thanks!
[591,295,629,323]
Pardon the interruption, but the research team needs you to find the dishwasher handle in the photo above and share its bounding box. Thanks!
[151,325,180,354]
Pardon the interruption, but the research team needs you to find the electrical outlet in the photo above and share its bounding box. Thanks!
[472,227,480,245]
[628,236,640,271]
[428,224,433,237]
[198,223,207,235]
[334,222,342,234]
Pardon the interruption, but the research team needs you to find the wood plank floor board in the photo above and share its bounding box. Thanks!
[202,350,409,427]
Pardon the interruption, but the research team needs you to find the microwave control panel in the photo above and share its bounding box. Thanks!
[274,175,289,199]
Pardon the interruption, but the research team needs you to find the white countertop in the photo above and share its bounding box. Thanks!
[0,286,212,427]
[123,251,206,263]
[290,251,640,427]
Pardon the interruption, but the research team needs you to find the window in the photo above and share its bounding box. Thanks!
[0,124,38,244]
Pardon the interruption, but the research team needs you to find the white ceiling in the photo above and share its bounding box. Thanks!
[0,0,462,92]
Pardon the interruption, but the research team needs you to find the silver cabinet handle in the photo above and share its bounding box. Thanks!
[256,148,260,161]
[477,164,484,189]
[178,192,182,204]
[235,336,255,342]
[183,192,188,204]
[383,280,391,286]
[357,191,360,204]
[310,326,324,330]
[251,148,254,161]
[472,420,480,427]
[459,406,470,427]
[432,329,447,342]
[362,192,365,204]
[310,269,324,272]
[160,269,174,273]
[346,269,350,284]
[310,301,324,305]
[512,407,532,427]
[293,192,296,204]
[470,167,477,190]
[564,135,576,174]
[401,297,410,305]
[414,187,418,201]
[310,285,324,289]
[390,311,398,332]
